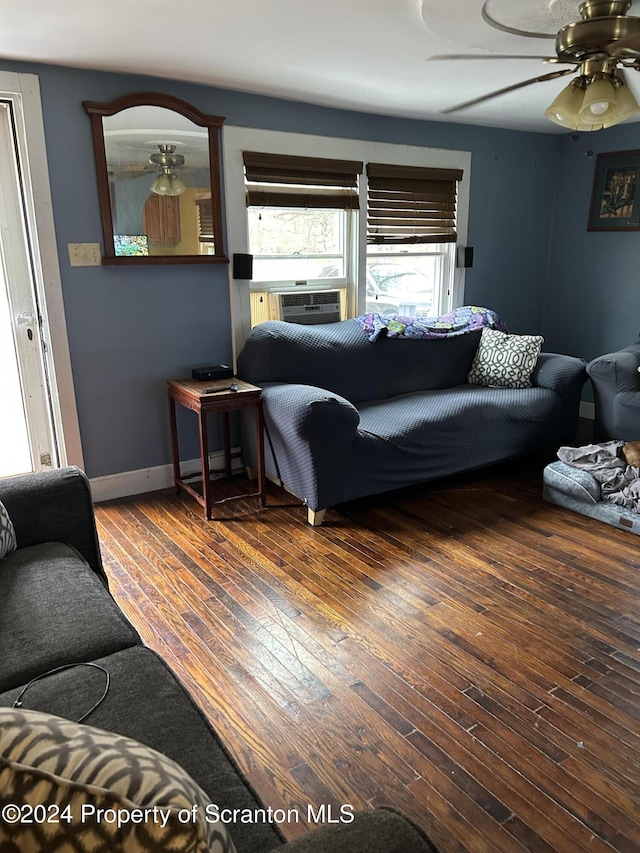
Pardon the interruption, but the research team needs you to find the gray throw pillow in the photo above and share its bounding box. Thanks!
[467,328,543,389]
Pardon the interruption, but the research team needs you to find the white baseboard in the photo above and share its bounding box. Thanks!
[579,401,595,420]
[90,448,243,503]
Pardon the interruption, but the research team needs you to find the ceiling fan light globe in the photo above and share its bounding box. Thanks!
[544,109,578,128]
[168,176,187,196]
[544,81,586,128]
[150,173,173,196]
[603,81,640,126]
[579,77,618,122]
[576,118,605,130]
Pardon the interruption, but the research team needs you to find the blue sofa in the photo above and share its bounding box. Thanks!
[237,320,587,525]
[586,339,640,441]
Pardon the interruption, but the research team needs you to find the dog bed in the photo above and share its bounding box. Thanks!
[543,460,640,536]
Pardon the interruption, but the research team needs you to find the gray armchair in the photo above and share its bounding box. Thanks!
[586,340,640,441]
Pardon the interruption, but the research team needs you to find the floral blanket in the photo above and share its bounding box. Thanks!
[355,305,508,342]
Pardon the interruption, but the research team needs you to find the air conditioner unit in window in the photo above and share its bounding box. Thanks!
[270,290,341,325]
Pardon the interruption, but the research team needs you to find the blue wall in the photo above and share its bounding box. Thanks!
[0,59,562,478]
[544,124,640,368]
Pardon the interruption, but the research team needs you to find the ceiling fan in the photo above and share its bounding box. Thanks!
[145,144,187,196]
[436,0,640,129]
[111,144,189,194]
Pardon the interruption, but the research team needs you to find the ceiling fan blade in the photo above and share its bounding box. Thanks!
[607,33,640,55]
[428,54,554,61]
[442,67,575,115]
[110,169,152,181]
[481,4,557,40]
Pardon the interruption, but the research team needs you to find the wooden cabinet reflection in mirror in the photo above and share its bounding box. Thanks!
[83,93,228,265]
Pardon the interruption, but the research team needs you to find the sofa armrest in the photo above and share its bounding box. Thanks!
[613,390,640,438]
[531,352,587,394]
[258,383,360,513]
[587,349,640,441]
[273,808,438,853]
[0,466,106,586]
[587,349,640,394]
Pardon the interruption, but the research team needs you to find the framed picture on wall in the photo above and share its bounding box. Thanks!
[588,149,640,231]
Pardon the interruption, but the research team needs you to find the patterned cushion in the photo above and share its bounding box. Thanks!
[0,500,17,559]
[0,707,236,852]
[467,328,543,389]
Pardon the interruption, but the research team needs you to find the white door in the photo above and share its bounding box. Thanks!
[0,98,59,476]
[0,251,33,476]
[0,77,79,479]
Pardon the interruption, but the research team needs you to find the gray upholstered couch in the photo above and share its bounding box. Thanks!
[0,467,436,852]
[238,320,587,525]
[586,339,640,441]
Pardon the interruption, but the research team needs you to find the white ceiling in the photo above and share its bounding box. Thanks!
[2,0,640,134]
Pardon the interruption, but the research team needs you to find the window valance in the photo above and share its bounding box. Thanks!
[244,152,363,210]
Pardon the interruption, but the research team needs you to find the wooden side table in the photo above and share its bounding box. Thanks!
[167,378,266,520]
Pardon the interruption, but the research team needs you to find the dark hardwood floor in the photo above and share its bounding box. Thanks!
[94,457,640,852]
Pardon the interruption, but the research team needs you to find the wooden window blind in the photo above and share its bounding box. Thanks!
[243,151,363,209]
[366,163,463,245]
[196,198,214,243]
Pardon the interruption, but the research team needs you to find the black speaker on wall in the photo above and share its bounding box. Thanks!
[456,246,473,268]
[456,246,474,268]
[233,253,253,280]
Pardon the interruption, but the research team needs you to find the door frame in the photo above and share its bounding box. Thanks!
[0,71,83,471]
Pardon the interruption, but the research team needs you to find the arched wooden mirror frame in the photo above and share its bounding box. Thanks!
[83,92,227,265]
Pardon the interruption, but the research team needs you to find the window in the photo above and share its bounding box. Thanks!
[244,152,361,285]
[365,247,449,318]
[196,198,215,252]
[365,163,463,318]
[223,127,471,357]
[247,206,348,281]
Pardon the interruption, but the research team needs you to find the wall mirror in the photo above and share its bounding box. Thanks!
[83,93,227,265]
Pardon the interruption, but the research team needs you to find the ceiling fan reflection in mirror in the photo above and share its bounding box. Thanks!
[147,144,187,196]
[428,0,640,129]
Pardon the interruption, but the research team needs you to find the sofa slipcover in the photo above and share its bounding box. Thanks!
[586,339,640,441]
[238,319,588,523]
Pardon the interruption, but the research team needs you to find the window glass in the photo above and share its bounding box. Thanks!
[248,206,346,282]
[365,244,451,318]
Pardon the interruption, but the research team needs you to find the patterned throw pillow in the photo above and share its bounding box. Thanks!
[0,499,17,559]
[0,707,236,853]
[467,328,543,389]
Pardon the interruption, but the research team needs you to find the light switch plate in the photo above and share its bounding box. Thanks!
[68,243,101,267]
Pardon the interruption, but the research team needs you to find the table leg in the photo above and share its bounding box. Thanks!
[223,411,232,479]
[168,394,181,493]
[198,408,212,520]
[256,401,266,506]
